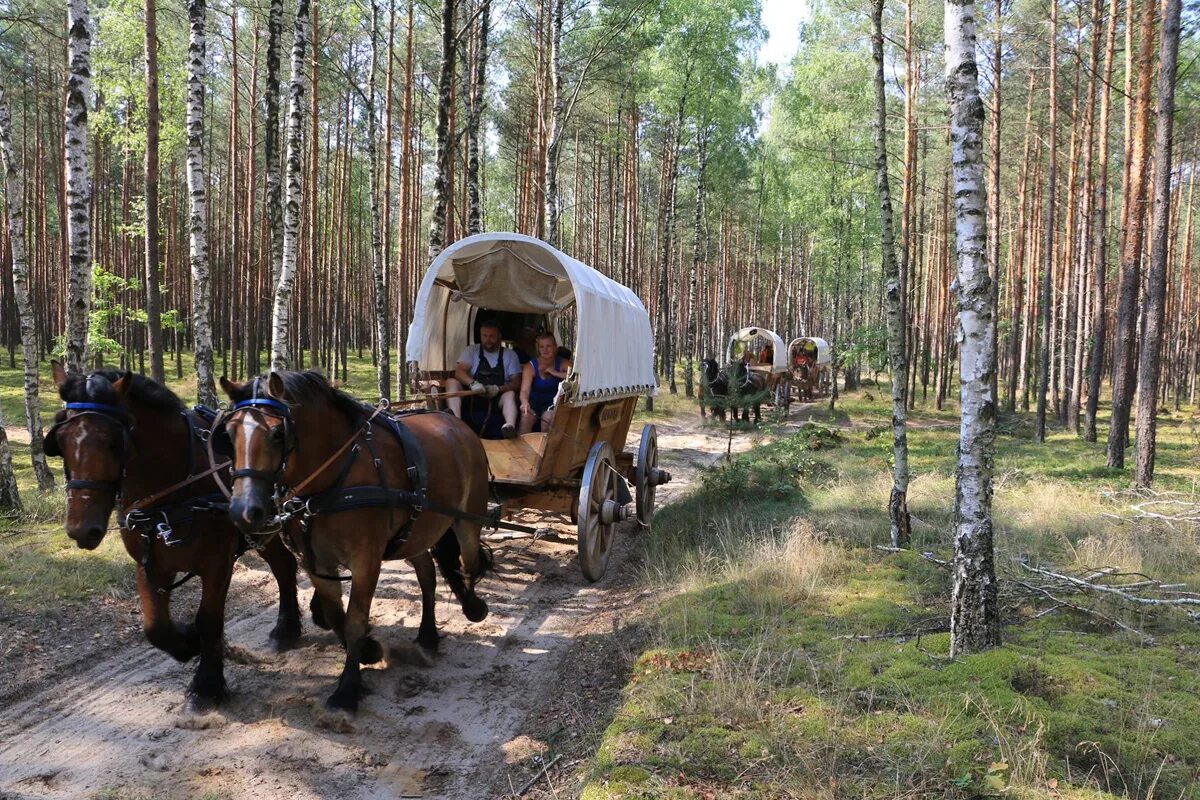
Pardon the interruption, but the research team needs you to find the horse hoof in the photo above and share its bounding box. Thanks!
[324,690,359,714]
[269,620,302,651]
[463,596,489,623]
[309,596,331,630]
[184,690,224,716]
[415,629,440,653]
[359,637,385,665]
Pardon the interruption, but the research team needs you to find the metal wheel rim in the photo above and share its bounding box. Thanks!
[578,442,616,581]
[635,425,658,527]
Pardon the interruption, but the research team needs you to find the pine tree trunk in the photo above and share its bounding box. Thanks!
[187,0,216,407]
[428,0,455,259]
[872,0,911,549]
[1133,0,1181,487]
[1035,0,1057,443]
[1083,0,1117,442]
[544,0,564,247]
[0,91,53,491]
[143,0,165,383]
[1107,0,1156,468]
[367,0,389,400]
[946,0,1000,656]
[466,0,490,235]
[64,0,93,375]
[269,0,310,371]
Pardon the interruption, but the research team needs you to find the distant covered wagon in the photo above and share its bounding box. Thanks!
[407,232,670,581]
[726,326,790,410]
[788,336,832,401]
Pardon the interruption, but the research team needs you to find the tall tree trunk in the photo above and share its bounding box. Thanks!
[143,0,165,383]
[544,0,564,247]
[1084,0,1118,442]
[872,0,911,549]
[684,126,708,399]
[466,0,490,235]
[265,0,283,290]
[1106,0,1156,468]
[1035,0,1057,443]
[1133,0,1181,486]
[946,0,1000,655]
[367,0,389,399]
[428,0,455,259]
[64,0,93,375]
[0,90,53,490]
[186,0,216,407]
[269,0,311,371]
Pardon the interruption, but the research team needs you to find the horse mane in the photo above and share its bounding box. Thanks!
[57,370,185,414]
[268,370,368,424]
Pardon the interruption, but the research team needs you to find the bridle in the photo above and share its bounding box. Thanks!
[218,396,296,487]
[46,401,131,496]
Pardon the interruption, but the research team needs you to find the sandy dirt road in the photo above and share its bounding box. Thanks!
[0,413,756,800]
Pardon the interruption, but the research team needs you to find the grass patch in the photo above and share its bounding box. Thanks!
[586,387,1200,799]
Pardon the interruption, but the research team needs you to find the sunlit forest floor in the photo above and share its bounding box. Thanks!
[582,382,1200,799]
[1,357,1199,798]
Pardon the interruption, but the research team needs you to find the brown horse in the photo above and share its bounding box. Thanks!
[48,363,303,713]
[219,371,493,712]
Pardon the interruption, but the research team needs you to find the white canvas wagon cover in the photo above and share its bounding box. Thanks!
[727,326,788,373]
[789,336,832,367]
[407,232,657,404]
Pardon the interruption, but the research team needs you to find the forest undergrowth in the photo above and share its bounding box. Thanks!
[583,382,1200,800]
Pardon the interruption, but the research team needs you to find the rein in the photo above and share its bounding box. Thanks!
[279,404,386,504]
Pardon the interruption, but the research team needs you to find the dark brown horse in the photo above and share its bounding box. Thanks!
[48,363,303,713]
[701,359,769,423]
[219,371,493,712]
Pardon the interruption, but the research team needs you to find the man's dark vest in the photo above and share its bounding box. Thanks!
[474,347,507,386]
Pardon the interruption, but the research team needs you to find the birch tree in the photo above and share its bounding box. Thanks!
[872,0,911,548]
[1133,0,1182,487]
[266,0,284,289]
[466,0,491,236]
[428,0,455,259]
[269,0,311,371]
[1034,0,1056,443]
[0,90,54,490]
[187,0,217,407]
[544,0,565,246]
[64,0,93,376]
[946,0,1000,655]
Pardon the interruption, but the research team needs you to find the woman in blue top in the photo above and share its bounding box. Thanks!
[519,333,572,434]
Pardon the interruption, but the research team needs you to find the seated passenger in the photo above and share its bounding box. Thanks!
[758,344,774,365]
[519,333,572,435]
[514,325,538,365]
[445,320,522,438]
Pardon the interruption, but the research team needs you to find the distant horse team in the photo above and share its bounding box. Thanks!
[700,330,832,423]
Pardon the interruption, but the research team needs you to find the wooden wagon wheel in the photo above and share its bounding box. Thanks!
[635,424,660,527]
[577,442,623,582]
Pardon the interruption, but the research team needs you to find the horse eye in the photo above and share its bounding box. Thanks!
[269,426,285,442]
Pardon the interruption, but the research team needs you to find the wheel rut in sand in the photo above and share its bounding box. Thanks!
[0,414,758,800]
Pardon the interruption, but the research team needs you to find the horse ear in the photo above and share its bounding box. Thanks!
[219,376,240,400]
[51,360,67,389]
[111,371,133,402]
[267,372,286,400]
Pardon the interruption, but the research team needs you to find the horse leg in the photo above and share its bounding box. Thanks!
[186,554,235,713]
[325,554,382,712]
[433,528,487,622]
[409,551,440,651]
[137,565,200,662]
[448,522,490,622]
[260,534,302,650]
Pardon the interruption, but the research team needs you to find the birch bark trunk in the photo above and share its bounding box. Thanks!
[64,0,93,375]
[946,0,1000,655]
[269,0,311,371]
[1133,0,1182,486]
[872,0,911,548]
[0,90,53,490]
[186,0,217,407]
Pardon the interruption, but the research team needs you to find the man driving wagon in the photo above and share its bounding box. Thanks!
[444,320,523,439]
